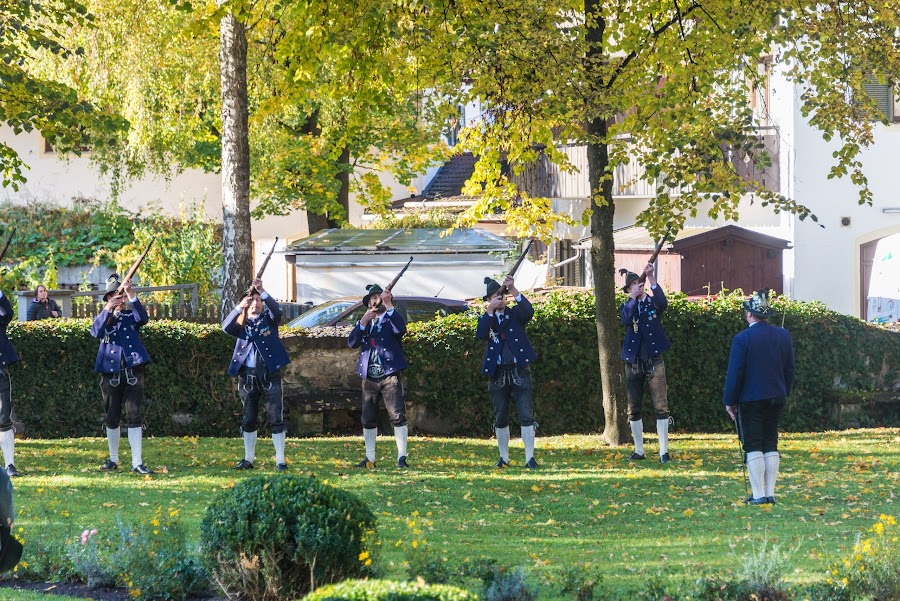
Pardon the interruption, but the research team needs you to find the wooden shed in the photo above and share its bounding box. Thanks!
[672,225,791,295]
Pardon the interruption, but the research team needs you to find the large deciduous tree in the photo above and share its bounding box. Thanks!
[32,0,451,307]
[416,0,900,444]
[0,0,125,189]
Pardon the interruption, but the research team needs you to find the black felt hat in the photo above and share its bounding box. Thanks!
[362,284,384,307]
[482,277,502,301]
[620,269,640,292]
[743,288,775,318]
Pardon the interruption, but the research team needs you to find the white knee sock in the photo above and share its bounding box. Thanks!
[0,429,14,467]
[656,418,669,456]
[521,425,536,461]
[746,451,765,500]
[763,452,780,499]
[106,427,121,464]
[394,425,408,458]
[363,428,377,462]
[630,420,645,455]
[127,427,143,468]
[272,432,286,464]
[495,426,510,462]
[243,430,257,463]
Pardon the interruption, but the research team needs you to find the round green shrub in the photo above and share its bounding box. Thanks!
[200,475,377,601]
[303,579,479,601]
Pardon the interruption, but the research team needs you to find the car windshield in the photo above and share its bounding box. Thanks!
[288,300,356,328]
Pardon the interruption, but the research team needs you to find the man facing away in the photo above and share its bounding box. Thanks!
[223,277,292,471]
[723,288,795,505]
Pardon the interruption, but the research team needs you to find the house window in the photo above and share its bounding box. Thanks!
[43,135,92,154]
[862,79,898,123]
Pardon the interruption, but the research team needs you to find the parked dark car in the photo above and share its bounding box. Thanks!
[285,296,470,328]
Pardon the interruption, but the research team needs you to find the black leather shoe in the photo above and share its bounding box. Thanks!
[659,453,672,464]
[276,463,288,472]
[99,459,118,471]
[744,496,769,505]
[494,458,510,469]
[131,464,154,475]
[6,464,19,478]
[397,456,408,468]
[629,452,645,461]
[525,457,539,469]
[355,459,376,469]
[233,459,254,470]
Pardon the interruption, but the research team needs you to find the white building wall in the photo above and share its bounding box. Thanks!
[790,93,900,316]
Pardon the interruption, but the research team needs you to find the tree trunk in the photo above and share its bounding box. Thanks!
[219,11,253,313]
[585,0,629,445]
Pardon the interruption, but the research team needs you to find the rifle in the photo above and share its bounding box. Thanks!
[111,237,156,298]
[636,225,673,284]
[370,256,414,313]
[0,228,15,264]
[237,238,279,326]
[497,239,534,297]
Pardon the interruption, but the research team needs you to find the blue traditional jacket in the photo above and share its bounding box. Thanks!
[723,321,795,406]
[619,286,671,363]
[0,294,19,367]
[476,295,537,376]
[91,298,151,373]
[223,294,292,377]
[348,309,408,379]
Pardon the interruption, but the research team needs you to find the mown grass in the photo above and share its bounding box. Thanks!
[1,428,899,599]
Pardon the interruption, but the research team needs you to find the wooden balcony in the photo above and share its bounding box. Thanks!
[509,128,780,199]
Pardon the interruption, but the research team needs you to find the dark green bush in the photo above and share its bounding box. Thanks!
[404,290,900,434]
[303,579,478,601]
[200,474,377,601]
[9,318,237,437]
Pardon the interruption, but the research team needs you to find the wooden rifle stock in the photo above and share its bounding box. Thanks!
[237,238,280,326]
[245,237,279,297]
[113,238,156,298]
[370,256,414,313]
[384,256,413,293]
[497,239,534,296]
[0,228,15,264]
[637,226,673,284]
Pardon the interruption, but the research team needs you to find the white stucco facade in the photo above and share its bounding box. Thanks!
[787,92,900,317]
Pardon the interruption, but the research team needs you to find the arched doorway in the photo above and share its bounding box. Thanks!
[861,232,900,322]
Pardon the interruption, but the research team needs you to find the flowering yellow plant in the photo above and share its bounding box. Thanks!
[825,514,899,599]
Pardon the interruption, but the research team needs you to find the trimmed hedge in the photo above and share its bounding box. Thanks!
[303,579,478,601]
[403,290,900,434]
[6,291,899,437]
[10,318,238,437]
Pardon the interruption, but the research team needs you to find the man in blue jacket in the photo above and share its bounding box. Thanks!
[723,288,795,505]
[477,275,539,469]
[91,275,153,474]
[0,290,20,477]
[620,263,673,464]
[223,277,292,471]
[349,284,409,468]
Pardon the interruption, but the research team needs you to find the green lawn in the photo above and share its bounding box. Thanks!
[2,428,898,599]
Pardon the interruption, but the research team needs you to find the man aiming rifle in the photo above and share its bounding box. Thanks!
[222,239,292,471]
[92,239,155,475]
[477,240,540,469]
[349,257,413,469]
[0,229,22,476]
